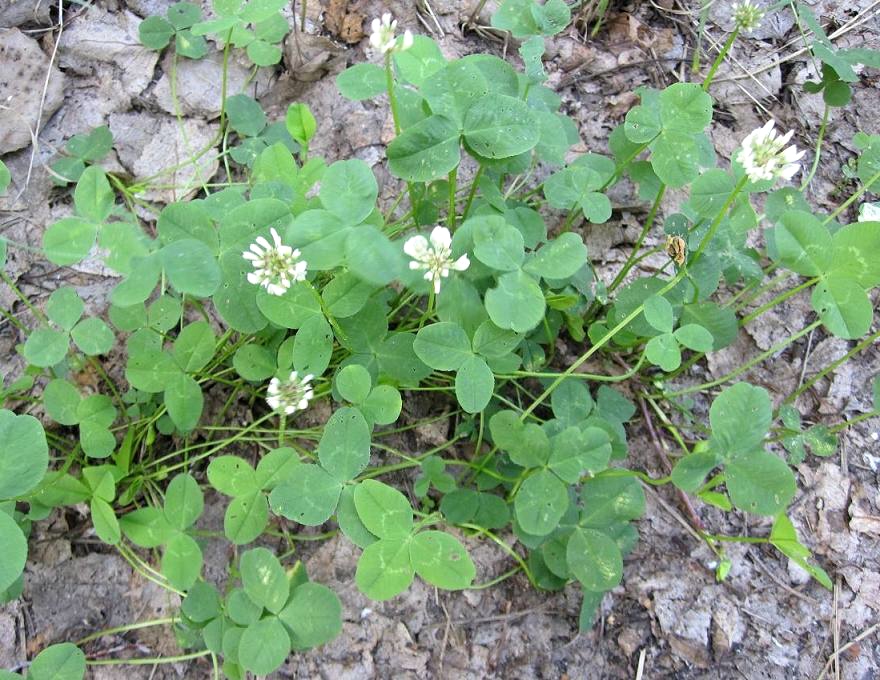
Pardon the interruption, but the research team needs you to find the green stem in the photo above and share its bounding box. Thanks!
[608,184,667,293]
[86,650,212,666]
[447,166,457,230]
[783,327,880,407]
[664,319,822,398]
[76,618,177,645]
[823,168,880,225]
[800,104,829,190]
[523,178,746,419]
[702,29,739,91]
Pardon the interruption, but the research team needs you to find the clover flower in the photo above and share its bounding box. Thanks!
[242,227,307,296]
[732,0,763,32]
[858,202,880,222]
[738,120,805,184]
[266,371,314,415]
[404,226,470,295]
[369,13,413,55]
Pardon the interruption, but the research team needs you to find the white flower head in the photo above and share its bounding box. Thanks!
[738,120,805,184]
[404,226,470,295]
[369,13,413,54]
[858,202,880,222]
[266,371,314,415]
[242,227,308,296]
[732,0,763,32]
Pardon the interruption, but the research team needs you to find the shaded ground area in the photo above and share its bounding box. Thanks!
[1,0,879,677]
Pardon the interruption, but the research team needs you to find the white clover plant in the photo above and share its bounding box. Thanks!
[1,0,879,677]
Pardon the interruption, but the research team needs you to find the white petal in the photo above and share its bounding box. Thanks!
[429,225,452,251]
[451,254,470,271]
[404,234,430,260]
[249,243,265,256]
[255,236,271,250]
[270,228,282,247]
[297,398,309,411]
[247,272,261,285]
[400,30,413,51]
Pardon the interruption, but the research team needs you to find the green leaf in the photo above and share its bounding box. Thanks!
[175,28,209,58]
[393,35,446,86]
[336,485,378,549]
[671,451,719,492]
[318,407,371,482]
[409,531,475,589]
[773,211,833,276]
[690,169,735,218]
[43,379,82,426]
[514,470,568,536]
[255,447,300,490]
[167,2,202,29]
[70,317,115,355]
[90,497,121,545]
[355,537,414,600]
[160,239,221,297]
[472,320,521,358]
[659,82,713,133]
[361,385,402,426]
[353,479,414,539]
[770,514,832,589]
[624,103,661,143]
[566,527,623,592]
[119,507,174,548]
[246,39,282,66]
[489,410,550,468]
[279,582,342,648]
[269,464,342,526]
[225,94,267,137]
[255,281,322,329]
[0,512,26,594]
[139,15,175,49]
[387,115,461,182]
[208,456,258,496]
[336,364,372,403]
[336,63,387,100]
[455,355,494,414]
[224,492,269,544]
[161,532,202,590]
[46,287,84,330]
[673,324,714,352]
[320,159,378,225]
[811,273,872,339]
[172,321,216,372]
[726,450,797,516]
[23,328,69,367]
[292,315,334,377]
[126,349,182,393]
[285,102,317,146]
[472,216,525,271]
[74,166,114,222]
[237,617,290,677]
[645,333,681,371]
[413,322,473,370]
[182,581,222,623]
[484,270,545,333]
[522,233,589,280]
[643,294,674,333]
[0,159,10,195]
[345,226,403,286]
[651,130,701,187]
[321,271,374,318]
[240,547,289,613]
[709,383,771,459]
[548,426,611,483]
[680,302,738,351]
[233,344,276,381]
[27,643,86,680]
[551,380,594,426]
[829,221,880,287]
[42,218,97,265]
[463,94,538,159]
[111,254,161,306]
[164,373,203,432]
[164,473,203,530]
[580,475,646,526]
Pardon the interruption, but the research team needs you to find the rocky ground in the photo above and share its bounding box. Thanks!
[1,0,879,677]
